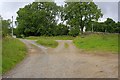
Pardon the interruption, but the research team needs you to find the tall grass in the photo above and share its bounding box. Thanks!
[73,34,118,53]
[2,37,27,74]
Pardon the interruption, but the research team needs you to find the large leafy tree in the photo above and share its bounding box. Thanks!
[16,2,59,37]
[62,2,103,34]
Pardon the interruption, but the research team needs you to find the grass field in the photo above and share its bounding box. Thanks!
[73,34,118,53]
[2,37,27,74]
[36,38,58,48]
[26,36,75,40]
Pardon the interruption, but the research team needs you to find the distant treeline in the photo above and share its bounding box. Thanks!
[1,2,120,37]
[86,18,120,33]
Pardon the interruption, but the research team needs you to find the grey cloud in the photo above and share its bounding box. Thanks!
[0,2,32,21]
[95,2,118,22]
[118,1,120,21]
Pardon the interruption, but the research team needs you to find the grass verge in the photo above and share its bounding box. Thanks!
[26,36,74,48]
[64,43,69,48]
[0,39,2,75]
[73,34,118,53]
[36,38,58,48]
[26,36,75,40]
[2,37,27,74]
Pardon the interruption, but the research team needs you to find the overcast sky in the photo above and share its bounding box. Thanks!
[0,0,119,26]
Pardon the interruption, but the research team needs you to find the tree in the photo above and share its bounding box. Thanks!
[68,26,80,37]
[62,2,103,34]
[115,22,120,33]
[16,2,59,37]
[86,18,120,33]
[92,22,107,32]
[55,23,69,36]
[104,18,116,33]
[2,19,11,37]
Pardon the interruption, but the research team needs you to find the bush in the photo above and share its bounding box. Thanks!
[69,27,80,37]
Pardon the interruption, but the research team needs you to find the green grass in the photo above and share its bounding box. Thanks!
[26,34,118,53]
[25,36,40,40]
[73,34,118,53]
[26,36,75,40]
[2,37,27,74]
[64,43,69,48]
[0,39,2,75]
[36,38,58,48]
[26,36,74,48]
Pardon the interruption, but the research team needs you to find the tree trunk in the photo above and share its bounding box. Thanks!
[81,26,83,34]
[80,18,83,34]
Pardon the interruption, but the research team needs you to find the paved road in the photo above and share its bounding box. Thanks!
[3,39,118,78]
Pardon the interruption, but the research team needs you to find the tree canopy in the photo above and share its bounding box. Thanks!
[15,2,119,37]
[16,2,60,37]
[61,2,103,35]
[86,18,120,33]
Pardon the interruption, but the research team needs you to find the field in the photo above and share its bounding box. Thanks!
[2,37,27,74]
[73,34,118,53]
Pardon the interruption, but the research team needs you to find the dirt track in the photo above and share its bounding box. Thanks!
[3,39,118,78]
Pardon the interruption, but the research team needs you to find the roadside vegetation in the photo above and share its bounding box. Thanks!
[73,34,118,53]
[0,39,2,74]
[2,37,27,74]
[26,36,74,40]
[36,38,58,48]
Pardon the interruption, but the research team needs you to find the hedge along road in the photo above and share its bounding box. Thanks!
[3,39,118,78]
